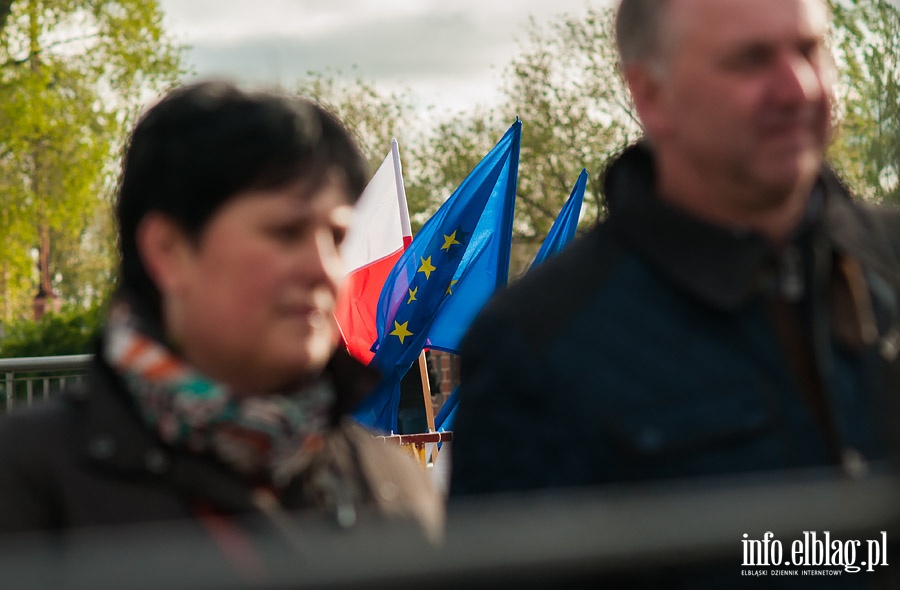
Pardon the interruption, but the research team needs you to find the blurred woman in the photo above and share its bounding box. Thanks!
[0,82,441,542]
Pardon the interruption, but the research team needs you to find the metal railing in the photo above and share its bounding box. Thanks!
[0,354,92,413]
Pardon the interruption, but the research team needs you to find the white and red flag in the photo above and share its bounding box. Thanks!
[334,139,412,364]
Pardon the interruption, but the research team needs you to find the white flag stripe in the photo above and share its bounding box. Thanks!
[341,147,405,273]
[391,138,413,239]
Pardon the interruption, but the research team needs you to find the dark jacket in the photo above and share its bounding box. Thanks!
[451,144,900,496]
[0,348,442,541]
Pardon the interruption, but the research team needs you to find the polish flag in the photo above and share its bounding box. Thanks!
[335,139,412,364]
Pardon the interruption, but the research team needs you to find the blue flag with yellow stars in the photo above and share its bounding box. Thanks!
[353,119,522,432]
[529,168,587,270]
[424,136,519,354]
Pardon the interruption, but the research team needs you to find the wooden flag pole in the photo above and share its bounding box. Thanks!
[418,351,436,433]
[418,351,444,465]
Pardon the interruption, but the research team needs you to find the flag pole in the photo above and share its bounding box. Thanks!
[418,351,436,433]
[418,350,440,464]
[394,138,435,433]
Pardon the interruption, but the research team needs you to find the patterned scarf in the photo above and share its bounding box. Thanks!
[102,299,335,485]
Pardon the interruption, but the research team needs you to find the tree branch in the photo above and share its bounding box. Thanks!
[43,32,101,52]
[1,31,103,70]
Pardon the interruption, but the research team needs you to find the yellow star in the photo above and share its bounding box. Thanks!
[390,321,413,344]
[445,279,459,295]
[441,230,461,252]
[407,286,418,304]
[418,256,436,280]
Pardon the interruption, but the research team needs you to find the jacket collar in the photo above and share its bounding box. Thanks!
[603,143,890,310]
[819,173,900,288]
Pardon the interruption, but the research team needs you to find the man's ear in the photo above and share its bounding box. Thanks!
[623,62,672,140]
[135,213,192,296]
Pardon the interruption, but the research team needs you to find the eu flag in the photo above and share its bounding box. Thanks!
[431,171,582,437]
[424,136,519,354]
[530,169,587,270]
[354,120,522,432]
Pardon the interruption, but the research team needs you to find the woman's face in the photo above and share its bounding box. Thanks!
[163,179,354,392]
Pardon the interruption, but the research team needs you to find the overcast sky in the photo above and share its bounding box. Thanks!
[157,0,609,114]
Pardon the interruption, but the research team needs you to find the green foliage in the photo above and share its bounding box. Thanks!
[49,210,118,305]
[294,69,439,227]
[296,70,420,168]
[406,109,503,230]
[499,9,640,236]
[0,302,104,357]
[828,0,900,203]
[403,6,640,263]
[0,0,184,321]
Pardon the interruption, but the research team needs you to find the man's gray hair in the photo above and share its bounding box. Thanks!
[616,0,832,68]
[615,0,671,68]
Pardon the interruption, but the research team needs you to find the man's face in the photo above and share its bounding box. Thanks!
[640,0,833,205]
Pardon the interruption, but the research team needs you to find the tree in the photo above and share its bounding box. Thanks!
[500,9,640,237]
[294,70,438,223]
[0,0,184,322]
[410,6,640,265]
[828,0,900,203]
[405,108,503,230]
[48,209,117,306]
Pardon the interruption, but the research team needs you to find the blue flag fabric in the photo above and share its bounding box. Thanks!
[434,385,459,451]
[424,141,518,354]
[430,172,584,437]
[529,169,587,271]
[435,386,459,433]
[353,120,522,432]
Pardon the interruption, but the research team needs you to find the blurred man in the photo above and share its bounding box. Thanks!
[451,0,900,496]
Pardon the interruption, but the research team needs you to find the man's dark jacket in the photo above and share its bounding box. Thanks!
[451,144,900,496]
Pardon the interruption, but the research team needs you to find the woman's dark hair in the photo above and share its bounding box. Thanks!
[115,81,368,322]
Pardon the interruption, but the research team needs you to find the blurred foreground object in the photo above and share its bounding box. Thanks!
[0,466,896,589]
